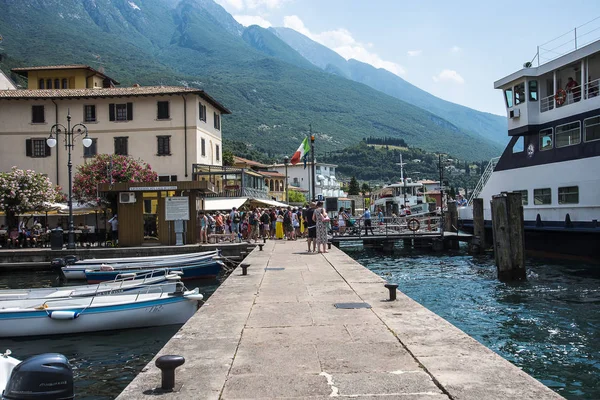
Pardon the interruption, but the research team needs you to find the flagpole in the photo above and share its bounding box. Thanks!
[310,125,316,201]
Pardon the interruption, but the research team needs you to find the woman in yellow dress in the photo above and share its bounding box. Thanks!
[275,213,284,239]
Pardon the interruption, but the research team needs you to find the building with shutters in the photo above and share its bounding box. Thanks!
[0,65,230,187]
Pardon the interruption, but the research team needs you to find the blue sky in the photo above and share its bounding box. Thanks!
[215,0,600,116]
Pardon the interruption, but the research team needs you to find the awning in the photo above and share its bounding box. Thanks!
[203,197,248,211]
[251,198,289,208]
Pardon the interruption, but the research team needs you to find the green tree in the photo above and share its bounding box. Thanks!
[360,182,371,195]
[287,190,306,203]
[449,187,456,199]
[348,176,360,195]
[222,149,235,166]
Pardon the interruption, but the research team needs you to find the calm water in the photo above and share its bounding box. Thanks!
[0,270,226,399]
[345,244,600,399]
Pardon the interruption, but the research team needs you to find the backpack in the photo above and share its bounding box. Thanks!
[249,212,258,226]
[233,212,241,223]
[283,211,291,224]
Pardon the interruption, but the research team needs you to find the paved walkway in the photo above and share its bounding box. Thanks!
[118,240,563,400]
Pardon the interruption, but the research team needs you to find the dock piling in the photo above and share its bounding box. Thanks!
[240,263,250,275]
[471,198,485,254]
[155,355,185,391]
[491,192,526,281]
[384,283,398,301]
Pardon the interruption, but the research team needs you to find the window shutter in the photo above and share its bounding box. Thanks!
[25,139,32,157]
[109,104,115,121]
[124,138,129,155]
[45,142,51,157]
[127,103,133,120]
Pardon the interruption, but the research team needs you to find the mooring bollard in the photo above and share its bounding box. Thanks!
[327,242,332,250]
[263,237,267,244]
[155,355,185,391]
[240,263,250,275]
[384,283,398,301]
[258,244,264,251]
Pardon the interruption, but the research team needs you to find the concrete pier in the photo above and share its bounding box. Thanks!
[118,240,563,399]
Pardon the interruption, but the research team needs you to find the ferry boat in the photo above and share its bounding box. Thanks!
[372,178,429,216]
[460,28,600,261]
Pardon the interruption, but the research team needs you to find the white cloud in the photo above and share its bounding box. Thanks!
[407,50,422,57]
[246,0,287,9]
[283,15,405,76]
[450,45,461,53]
[234,15,272,28]
[215,0,245,11]
[432,69,465,84]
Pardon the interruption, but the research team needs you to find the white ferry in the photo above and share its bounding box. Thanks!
[460,28,600,261]
[371,178,429,216]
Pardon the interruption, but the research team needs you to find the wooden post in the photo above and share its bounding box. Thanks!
[472,198,485,254]
[445,201,459,250]
[491,193,526,281]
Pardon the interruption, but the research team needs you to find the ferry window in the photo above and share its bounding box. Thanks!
[539,128,553,151]
[515,82,526,105]
[529,80,538,101]
[555,121,581,148]
[558,186,578,204]
[584,116,600,142]
[505,88,514,108]
[534,188,552,205]
[512,136,524,153]
[514,190,528,205]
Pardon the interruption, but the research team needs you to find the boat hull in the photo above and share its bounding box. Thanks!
[0,295,199,338]
[84,261,223,283]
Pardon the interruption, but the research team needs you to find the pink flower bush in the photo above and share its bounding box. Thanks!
[73,154,157,205]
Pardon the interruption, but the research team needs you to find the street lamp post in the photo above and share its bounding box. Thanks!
[47,109,92,250]
[283,155,289,203]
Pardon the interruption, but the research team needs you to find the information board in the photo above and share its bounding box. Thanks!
[165,196,190,221]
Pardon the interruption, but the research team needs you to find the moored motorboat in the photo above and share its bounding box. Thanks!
[0,271,181,301]
[61,250,220,280]
[0,285,204,338]
[0,350,20,393]
[84,260,224,283]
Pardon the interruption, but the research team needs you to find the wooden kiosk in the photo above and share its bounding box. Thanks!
[98,181,214,247]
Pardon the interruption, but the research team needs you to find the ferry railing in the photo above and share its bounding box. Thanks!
[332,213,441,238]
[468,157,499,205]
[535,17,600,66]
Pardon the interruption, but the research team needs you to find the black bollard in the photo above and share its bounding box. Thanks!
[155,355,185,391]
[327,242,332,250]
[258,244,264,251]
[384,283,398,301]
[240,263,250,275]
[263,237,267,244]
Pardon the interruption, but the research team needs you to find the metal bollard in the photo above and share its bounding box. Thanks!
[327,242,332,250]
[258,244,264,251]
[240,263,250,275]
[155,355,185,391]
[263,237,267,243]
[384,283,398,301]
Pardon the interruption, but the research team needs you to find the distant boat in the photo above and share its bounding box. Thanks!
[0,285,204,338]
[84,260,224,284]
[61,250,220,280]
[0,271,182,301]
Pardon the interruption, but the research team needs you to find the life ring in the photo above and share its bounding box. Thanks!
[555,89,567,106]
[407,218,420,232]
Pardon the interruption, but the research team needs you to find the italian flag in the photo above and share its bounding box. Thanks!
[290,137,310,165]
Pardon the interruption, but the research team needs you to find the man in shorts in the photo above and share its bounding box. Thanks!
[230,207,241,241]
[304,202,317,252]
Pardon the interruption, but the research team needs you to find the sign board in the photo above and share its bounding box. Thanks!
[165,196,189,221]
[129,186,177,191]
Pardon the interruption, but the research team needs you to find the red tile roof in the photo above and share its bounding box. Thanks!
[233,156,268,168]
[0,86,231,114]
[11,65,120,84]
[260,171,285,178]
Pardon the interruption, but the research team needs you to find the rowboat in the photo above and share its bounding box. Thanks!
[84,260,224,283]
[61,250,220,280]
[0,285,203,338]
[1,350,20,393]
[60,250,219,266]
[0,271,182,301]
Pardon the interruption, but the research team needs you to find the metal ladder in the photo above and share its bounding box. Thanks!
[468,157,500,205]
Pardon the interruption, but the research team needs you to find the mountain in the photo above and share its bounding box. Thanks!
[0,0,502,160]
[271,27,508,147]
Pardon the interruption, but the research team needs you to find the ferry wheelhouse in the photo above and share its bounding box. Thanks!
[460,29,600,261]
[372,178,429,216]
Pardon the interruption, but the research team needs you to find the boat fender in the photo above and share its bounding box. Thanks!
[116,272,137,279]
[169,271,184,276]
[48,310,80,320]
[407,218,420,232]
[165,274,182,281]
[184,288,204,301]
[100,264,115,271]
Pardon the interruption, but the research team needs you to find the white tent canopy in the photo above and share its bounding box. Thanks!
[203,198,248,212]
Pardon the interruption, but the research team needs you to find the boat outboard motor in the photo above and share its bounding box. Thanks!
[50,258,66,269]
[63,255,79,265]
[2,354,74,400]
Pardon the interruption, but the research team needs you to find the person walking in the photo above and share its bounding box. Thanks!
[197,211,208,243]
[313,201,328,253]
[304,202,317,252]
[362,208,374,236]
[338,207,347,235]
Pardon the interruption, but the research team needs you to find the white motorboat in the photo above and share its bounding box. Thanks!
[60,250,219,280]
[459,25,600,261]
[0,271,182,301]
[0,350,20,393]
[0,285,204,337]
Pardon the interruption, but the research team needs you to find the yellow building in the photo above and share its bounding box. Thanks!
[0,65,230,187]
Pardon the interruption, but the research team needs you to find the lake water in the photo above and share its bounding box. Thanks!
[0,270,226,400]
[344,244,600,400]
